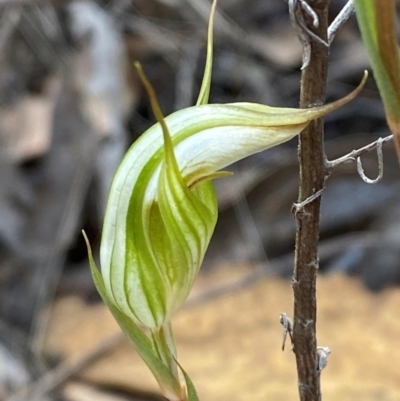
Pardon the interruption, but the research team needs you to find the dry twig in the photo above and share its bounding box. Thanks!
[291,1,329,400]
[326,135,392,184]
[328,0,354,44]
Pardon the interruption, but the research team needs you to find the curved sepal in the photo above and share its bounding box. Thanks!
[196,0,218,106]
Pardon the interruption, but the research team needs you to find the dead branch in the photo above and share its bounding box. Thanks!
[291,0,330,400]
[326,134,392,171]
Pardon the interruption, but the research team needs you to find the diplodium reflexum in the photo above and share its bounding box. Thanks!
[84,0,367,399]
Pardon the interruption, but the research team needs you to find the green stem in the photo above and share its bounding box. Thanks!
[150,323,180,389]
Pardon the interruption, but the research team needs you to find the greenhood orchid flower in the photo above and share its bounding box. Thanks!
[84,1,367,399]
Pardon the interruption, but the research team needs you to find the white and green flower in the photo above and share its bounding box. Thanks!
[84,1,366,399]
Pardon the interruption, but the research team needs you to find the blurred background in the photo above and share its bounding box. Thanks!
[1,0,400,400]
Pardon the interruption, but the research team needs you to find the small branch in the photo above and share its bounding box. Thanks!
[280,313,294,351]
[288,0,328,69]
[292,189,323,217]
[356,137,384,184]
[292,1,330,400]
[316,346,331,372]
[328,0,354,45]
[325,134,392,171]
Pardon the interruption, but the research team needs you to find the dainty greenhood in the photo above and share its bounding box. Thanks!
[84,0,366,399]
[97,71,366,329]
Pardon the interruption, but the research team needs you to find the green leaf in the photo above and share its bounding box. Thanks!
[354,0,400,155]
[176,360,200,401]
